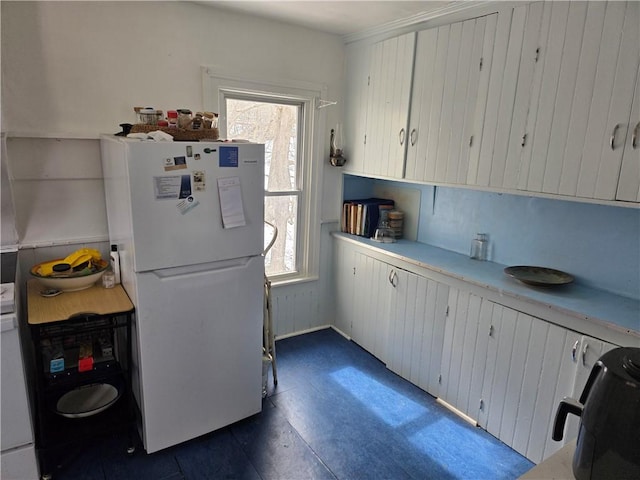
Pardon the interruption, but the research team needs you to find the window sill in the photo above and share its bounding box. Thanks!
[269,274,319,289]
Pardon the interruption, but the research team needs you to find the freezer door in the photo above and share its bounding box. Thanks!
[124,141,264,271]
[133,255,263,453]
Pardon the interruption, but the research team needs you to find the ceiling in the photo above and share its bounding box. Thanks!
[197,1,457,37]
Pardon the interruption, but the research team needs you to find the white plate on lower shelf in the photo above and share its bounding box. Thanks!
[55,382,121,418]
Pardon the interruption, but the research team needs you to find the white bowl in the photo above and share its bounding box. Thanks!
[31,259,108,292]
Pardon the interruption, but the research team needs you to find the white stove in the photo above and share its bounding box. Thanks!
[1,282,15,314]
[1,276,39,478]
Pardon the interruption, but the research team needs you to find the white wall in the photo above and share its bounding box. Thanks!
[1,1,345,334]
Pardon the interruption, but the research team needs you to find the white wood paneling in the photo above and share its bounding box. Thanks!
[455,293,482,416]
[418,280,450,396]
[495,310,532,445]
[591,2,640,200]
[525,1,571,193]
[434,20,464,183]
[351,253,392,362]
[616,68,640,202]
[517,2,553,191]
[541,1,589,194]
[423,25,451,182]
[474,9,513,186]
[510,314,547,456]
[484,305,518,436]
[333,239,356,337]
[387,268,419,378]
[344,42,371,175]
[487,5,528,189]
[439,288,485,418]
[408,14,497,186]
[503,2,544,190]
[272,287,321,337]
[387,270,449,395]
[364,32,415,179]
[405,27,438,181]
[456,16,489,184]
[556,2,608,196]
[538,328,581,461]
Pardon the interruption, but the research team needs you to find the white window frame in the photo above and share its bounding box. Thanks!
[202,66,326,284]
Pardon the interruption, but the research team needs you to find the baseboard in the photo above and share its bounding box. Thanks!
[436,397,478,427]
[274,325,332,341]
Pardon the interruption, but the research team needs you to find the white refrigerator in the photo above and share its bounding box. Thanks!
[100,135,264,453]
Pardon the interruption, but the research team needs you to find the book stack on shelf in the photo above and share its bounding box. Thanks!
[341,198,394,238]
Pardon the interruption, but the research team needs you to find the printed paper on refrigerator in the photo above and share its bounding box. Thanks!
[217,176,246,228]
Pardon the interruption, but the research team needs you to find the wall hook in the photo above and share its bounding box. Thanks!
[316,99,337,110]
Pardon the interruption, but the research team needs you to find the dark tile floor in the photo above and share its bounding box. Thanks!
[52,328,534,480]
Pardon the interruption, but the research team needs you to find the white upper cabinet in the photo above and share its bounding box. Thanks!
[514,1,639,201]
[344,33,415,178]
[406,13,499,185]
[344,0,639,205]
[615,67,640,202]
[471,6,527,188]
[344,42,371,175]
[363,32,416,179]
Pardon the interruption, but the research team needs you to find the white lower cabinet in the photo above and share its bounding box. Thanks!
[447,297,619,464]
[333,239,357,337]
[351,253,393,363]
[386,269,449,397]
[439,288,485,416]
[332,237,622,464]
[334,243,391,361]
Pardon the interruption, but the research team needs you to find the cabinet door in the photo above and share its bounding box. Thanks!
[475,5,529,189]
[363,32,415,179]
[477,303,558,463]
[571,335,618,399]
[479,304,525,438]
[351,253,392,363]
[470,6,524,187]
[343,42,371,175]
[406,14,498,185]
[588,2,639,200]
[386,270,448,398]
[528,327,581,463]
[334,239,357,337]
[439,288,485,418]
[616,68,640,202]
[515,1,639,200]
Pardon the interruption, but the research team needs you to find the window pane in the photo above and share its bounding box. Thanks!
[226,99,298,192]
[264,195,298,276]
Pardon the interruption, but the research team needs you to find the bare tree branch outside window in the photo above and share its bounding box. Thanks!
[227,99,301,277]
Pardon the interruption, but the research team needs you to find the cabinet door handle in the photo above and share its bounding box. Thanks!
[488,325,494,337]
[572,340,580,362]
[410,128,417,146]
[582,343,589,366]
[632,122,639,149]
[610,124,621,150]
[399,128,406,146]
[388,270,398,288]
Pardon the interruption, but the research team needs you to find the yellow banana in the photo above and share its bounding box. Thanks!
[70,253,92,268]
[37,260,61,277]
[37,248,103,276]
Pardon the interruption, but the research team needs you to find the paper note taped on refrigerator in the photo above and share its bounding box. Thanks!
[217,176,246,228]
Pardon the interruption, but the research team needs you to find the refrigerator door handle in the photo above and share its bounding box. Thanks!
[150,256,258,280]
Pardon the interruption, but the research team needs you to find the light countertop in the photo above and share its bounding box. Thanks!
[519,441,575,479]
[334,233,640,345]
